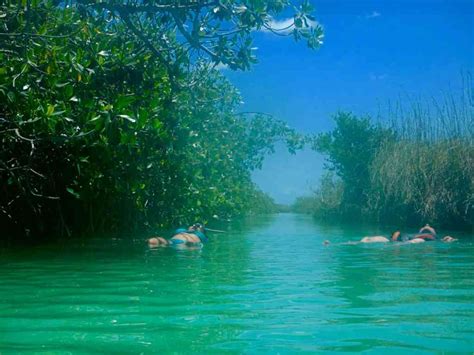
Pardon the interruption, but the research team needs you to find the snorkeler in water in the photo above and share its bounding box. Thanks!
[360,231,405,243]
[323,227,458,246]
[416,225,458,242]
[411,224,437,241]
[148,223,208,247]
[419,224,436,235]
[324,231,403,245]
[390,231,425,243]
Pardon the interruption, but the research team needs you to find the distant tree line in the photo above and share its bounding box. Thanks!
[0,0,322,241]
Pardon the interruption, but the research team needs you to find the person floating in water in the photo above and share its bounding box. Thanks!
[359,231,399,243]
[412,225,457,242]
[361,225,441,244]
[148,223,208,247]
[441,236,457,243]
[391,230,425,243]
[358,230,422,244]
[323,225,457,245]
[412,224,437,241]
[324,231,403,245]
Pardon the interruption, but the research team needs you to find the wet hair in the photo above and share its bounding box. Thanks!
[442,235,456,242]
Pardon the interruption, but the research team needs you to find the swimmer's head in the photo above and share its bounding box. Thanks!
[148,237,159,247]
[190,223,206,233]
[442,236,457,243]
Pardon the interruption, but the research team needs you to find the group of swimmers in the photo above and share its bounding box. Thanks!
[323,224,457,245]
[148,222,458,248]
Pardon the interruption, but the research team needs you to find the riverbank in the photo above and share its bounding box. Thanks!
[304,84,473,231]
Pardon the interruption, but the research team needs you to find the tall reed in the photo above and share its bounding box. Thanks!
[370,74,473,228]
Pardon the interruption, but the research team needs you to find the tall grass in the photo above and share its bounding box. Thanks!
[308,74,473,229]
[370,74,473,228]
[382,73,473,141]
[370,140,473,227]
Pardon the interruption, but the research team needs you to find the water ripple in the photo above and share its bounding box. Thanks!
[0,214,473,353]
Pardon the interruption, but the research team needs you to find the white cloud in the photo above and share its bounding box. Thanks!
[266,18,295,34]
[214,62,228,71]
[366,11,381,19]
[263,17,320,35]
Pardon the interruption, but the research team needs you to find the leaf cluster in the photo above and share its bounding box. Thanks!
[0,0,312,239]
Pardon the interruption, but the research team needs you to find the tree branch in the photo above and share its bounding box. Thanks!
[171,11,217,59]
[93,2,218,14]
[118,11,178,89]
[0,31,78,39]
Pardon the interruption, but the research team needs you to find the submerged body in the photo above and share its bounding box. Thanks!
[360,231,403,243]
[148,224,208,248]
[392,230,426,244]
[360,236,390,243]
[327,225,456,246]
[412,224,437,241]
[407,238,426,244]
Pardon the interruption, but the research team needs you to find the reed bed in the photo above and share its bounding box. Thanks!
[309,74,473,229]
[370,74,473,228]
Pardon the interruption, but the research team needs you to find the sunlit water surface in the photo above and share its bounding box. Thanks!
[1,213,473,353]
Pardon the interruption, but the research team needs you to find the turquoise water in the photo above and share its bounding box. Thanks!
[1,213,473,353]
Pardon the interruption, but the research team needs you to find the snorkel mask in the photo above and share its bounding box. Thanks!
[191,223,205,233]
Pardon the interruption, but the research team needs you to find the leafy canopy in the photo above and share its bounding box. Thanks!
[0,0,320,238]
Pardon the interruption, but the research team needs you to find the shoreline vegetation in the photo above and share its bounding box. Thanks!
[0,1,321,243]
[1,1,471,245]
[293,78,473,231]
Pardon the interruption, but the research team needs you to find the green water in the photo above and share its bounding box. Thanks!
[1,214,473,353]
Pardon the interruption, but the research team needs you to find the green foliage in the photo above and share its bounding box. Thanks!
[310,88,473,230]
[367,85,474,228]
[77,0,323,73]
[313,112,391,211]
[370,139,473,228]
[291,172,344,217]
[0,1,316,239]
[291,196,315,214]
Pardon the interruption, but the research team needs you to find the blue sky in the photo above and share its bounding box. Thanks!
[223,0,473,204]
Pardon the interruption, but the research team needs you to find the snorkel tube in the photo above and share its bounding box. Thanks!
[204,227,226,233]
[191,223,226,234]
